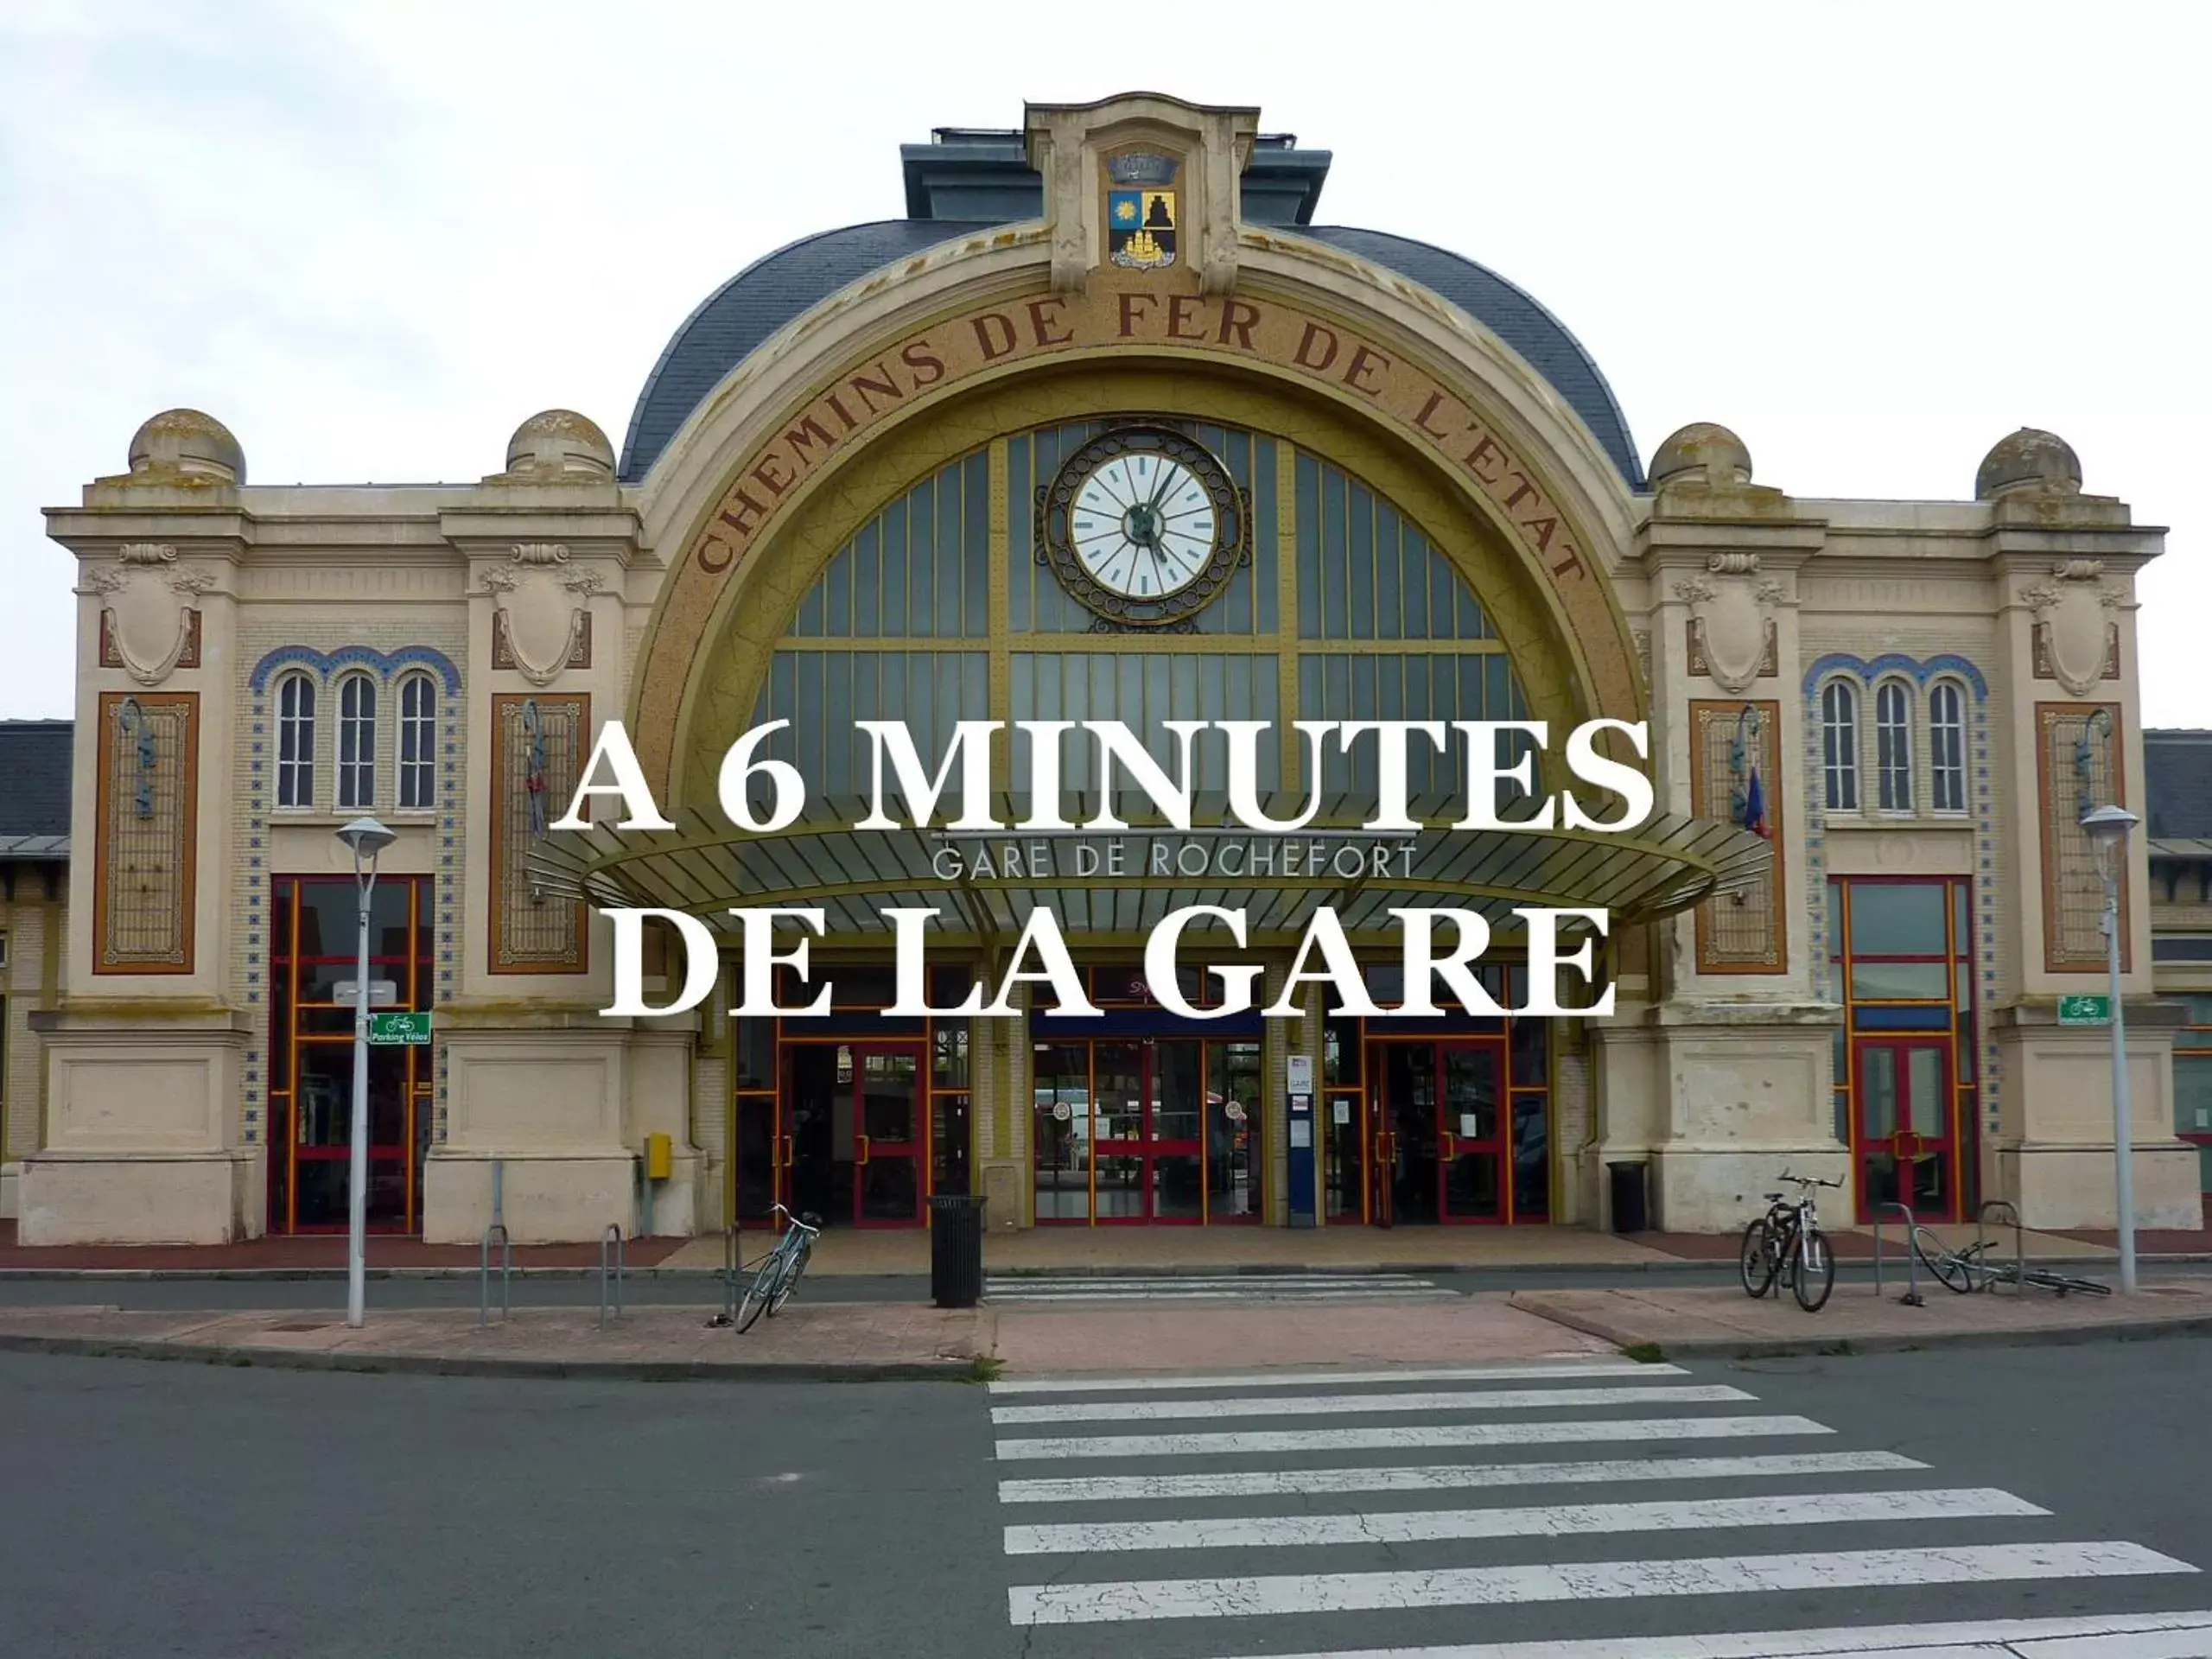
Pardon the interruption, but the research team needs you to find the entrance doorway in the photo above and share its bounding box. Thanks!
[780,1042,927,1227]
[1033,1039,1262,1224]
[1854,1038,1954,1220]
[1368,1039,1530,1224]
[266,874,434,1235]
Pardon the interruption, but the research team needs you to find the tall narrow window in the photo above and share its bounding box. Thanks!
[1929,681,1967,813]
[337,675,377,809]
[398,674,436,809]
[276,674,316,809]
[1876,681,1913,811]
[1821,680,1859,811]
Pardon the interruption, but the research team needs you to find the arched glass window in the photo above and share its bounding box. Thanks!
[337,675,377,809]
[276,674,316,809]
[1821,680,1859,811]
[1929,681,1967,814]
[1875,680,1913,811]
[397,674,436,809]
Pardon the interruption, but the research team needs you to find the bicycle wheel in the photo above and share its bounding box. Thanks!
[1738,1218,1778,1298]
[734,1249,783,1332]
[1792,1227,1836,1312]
[1912,1227,1974,1294]
[767,1236,812,1315]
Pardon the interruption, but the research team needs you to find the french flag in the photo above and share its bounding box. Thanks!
[1741,765,1770,839]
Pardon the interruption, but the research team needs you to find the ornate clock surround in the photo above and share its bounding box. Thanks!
[1033,421,1250,630]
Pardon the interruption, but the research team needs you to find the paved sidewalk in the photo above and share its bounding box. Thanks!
[1509,1280,2212,1359]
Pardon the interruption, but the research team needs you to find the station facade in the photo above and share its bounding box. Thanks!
[8,93,2202,1244]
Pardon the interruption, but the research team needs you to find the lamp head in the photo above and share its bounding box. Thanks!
[2079,801,2138,877]
[334,816,397,861]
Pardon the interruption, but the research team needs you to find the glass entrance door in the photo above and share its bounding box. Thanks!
[267,874,433,1235]
[853,1046,925,1227]
[1855,1038,1954,1220]
[1033,1039,1259,1224]
[1371,1039,1512,1225]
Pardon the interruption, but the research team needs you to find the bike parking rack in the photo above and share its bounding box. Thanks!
[479,1223,512,1329]
[599,1224,626,1329]
[1870,1200,1923,1306]
[1977,1198,2026,1294]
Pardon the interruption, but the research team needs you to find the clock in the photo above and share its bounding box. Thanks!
[1035,425,1247,627]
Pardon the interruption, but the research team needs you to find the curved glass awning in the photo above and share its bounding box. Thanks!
[525,792,1770,947]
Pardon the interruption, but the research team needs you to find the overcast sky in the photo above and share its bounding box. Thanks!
[3,1,2204,727]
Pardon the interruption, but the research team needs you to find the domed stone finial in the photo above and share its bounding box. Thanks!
[502,410,614,482]
[126,408,245,485]
[1975,428,2081,499]
[1649,423,1752,490]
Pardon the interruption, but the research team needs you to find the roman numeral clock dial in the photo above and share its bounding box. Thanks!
[1037,425,1248,628]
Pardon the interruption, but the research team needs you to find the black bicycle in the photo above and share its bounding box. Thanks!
[1738,1173,1842,1312]
[734,1204,821,1332]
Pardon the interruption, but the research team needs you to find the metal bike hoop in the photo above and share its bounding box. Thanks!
[1977,1199,2025,1294]
[479,1223,512,1329]
[599,1224,626,1329]
[1871,1201,1923,1306]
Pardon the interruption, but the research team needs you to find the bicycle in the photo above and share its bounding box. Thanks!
[1909,1225,2113,1298]
[1738,1173,1842,1312]
[733,1205,822,1332]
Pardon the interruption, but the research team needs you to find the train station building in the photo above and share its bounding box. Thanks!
[6,92,2202,1245]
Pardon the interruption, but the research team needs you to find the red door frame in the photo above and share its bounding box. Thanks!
[850,1042,927,1229]
[1852,1035,1958,1222]
[1087,1039,1205,1225]
[1366,1037,1514,1225]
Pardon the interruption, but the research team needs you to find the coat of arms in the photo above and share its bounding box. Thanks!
[1107,152,1179,270]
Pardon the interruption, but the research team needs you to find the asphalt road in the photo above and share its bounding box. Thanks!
[3,1340,2210,1656]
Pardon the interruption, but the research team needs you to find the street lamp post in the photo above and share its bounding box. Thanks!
[334,816,397,1327]
[2082,801,2139,1294]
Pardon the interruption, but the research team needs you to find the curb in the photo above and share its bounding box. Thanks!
[0,1330,983,1384]
[2,1253,2202,1283]
[1507,1295,2212,1362]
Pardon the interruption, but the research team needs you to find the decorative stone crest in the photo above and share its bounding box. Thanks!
[1674,554,1784,694]
[85,543,211,685]
[2020,559,2123,695]
[479,543,600,686]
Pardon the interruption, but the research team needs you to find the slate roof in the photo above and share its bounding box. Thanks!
[0,720,72,845]
[2146,729,2212,842]
[618,194,1642,485]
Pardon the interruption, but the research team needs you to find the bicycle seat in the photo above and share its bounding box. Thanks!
[799,1211,823,1229]
[1763,1192,1783,1202]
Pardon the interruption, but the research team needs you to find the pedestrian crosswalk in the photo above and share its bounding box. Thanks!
[987,1356,2212,1656]
[983,1273,1454,1304]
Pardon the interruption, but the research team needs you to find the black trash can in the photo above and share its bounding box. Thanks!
[929,1194,988,1308]
[1608,1161,1649,1235]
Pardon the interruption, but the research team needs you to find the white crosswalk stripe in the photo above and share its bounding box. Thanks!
[984,1274,1456,1303]
[986,1357,2208,1653]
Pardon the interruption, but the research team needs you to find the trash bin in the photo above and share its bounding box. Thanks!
[929,1193,988,1308]
[1608,1161,1649,1235]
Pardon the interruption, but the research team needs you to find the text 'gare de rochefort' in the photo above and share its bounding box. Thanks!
[5,92,2208,1249]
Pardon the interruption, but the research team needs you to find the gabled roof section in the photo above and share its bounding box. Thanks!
[2146,729,2212,842]
[0,720,72,842]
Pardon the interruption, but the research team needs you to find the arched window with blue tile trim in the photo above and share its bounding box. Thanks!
[397,672,437,810]
[1929,679,1967,814]
[276,673,317,809]
[336,673,378,810]
[1820,679,1859,812]
[1874,679,1913,812]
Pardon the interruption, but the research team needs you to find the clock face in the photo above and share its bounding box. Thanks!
[1035,425,1246,627]
[1069,452,1217,601]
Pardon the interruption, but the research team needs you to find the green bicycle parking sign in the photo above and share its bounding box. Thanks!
[367,1012,433,1046]
[2056,995,2111,1027]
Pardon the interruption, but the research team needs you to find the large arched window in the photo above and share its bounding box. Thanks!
[1820,680,1859,812]
[1929,681,1967,814]
[276,673,317,809]
[397,673,437,810]
[336,674,378,809]
[1874,680,1913,812]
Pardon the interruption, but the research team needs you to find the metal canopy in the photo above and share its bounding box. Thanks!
[525,791,1770,945]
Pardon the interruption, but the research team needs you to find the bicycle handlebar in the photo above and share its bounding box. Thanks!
[769,1204,823,1236]
[1776,1172,1843,1190]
